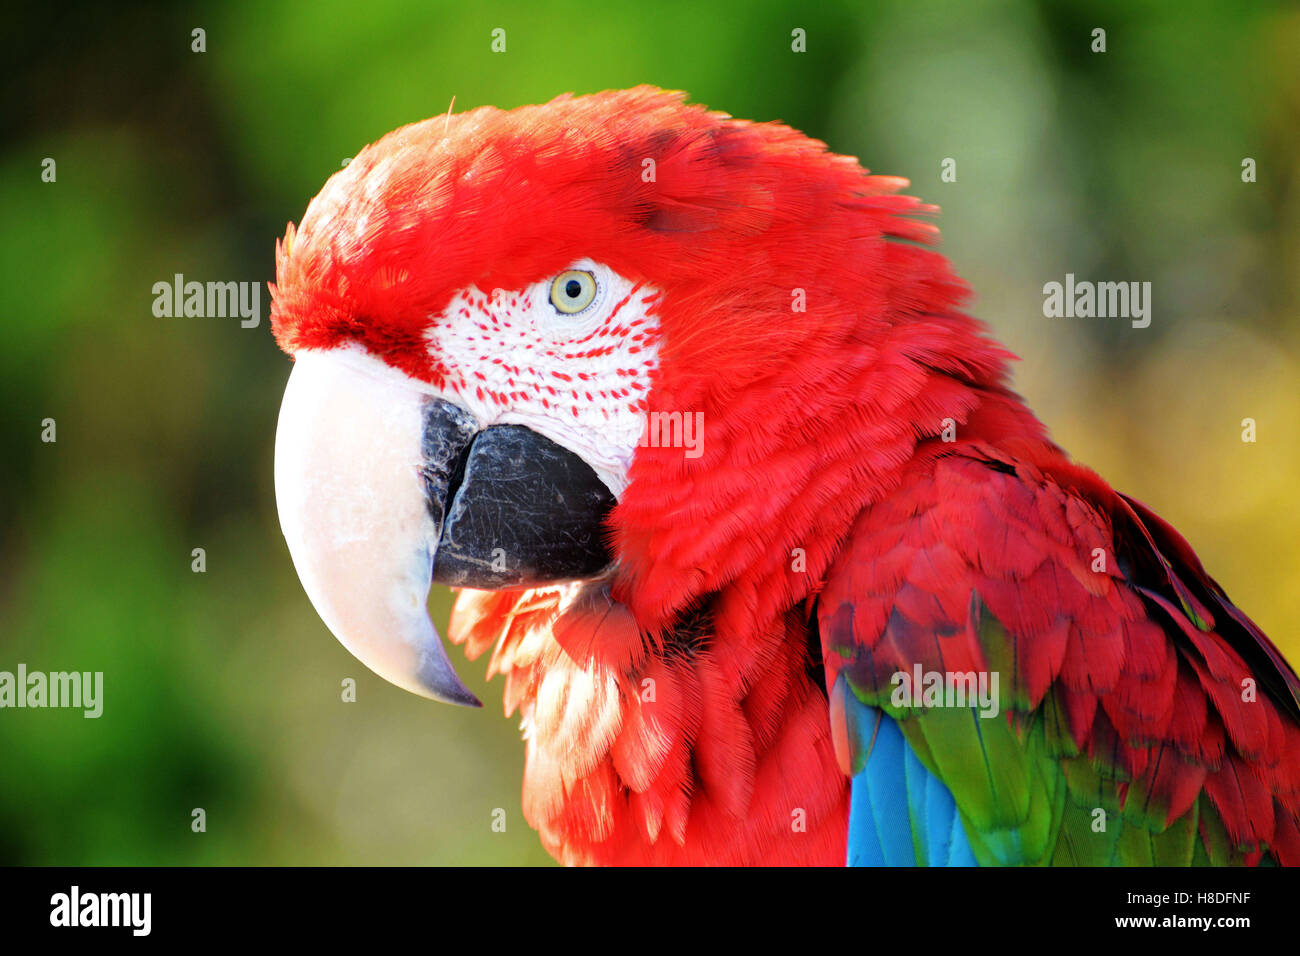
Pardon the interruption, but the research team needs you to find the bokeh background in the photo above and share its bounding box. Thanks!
[1,0,1297,865]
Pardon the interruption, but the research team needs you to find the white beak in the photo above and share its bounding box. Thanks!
[273,348,481,706]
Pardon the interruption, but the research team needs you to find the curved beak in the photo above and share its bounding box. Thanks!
[273,347,615,707]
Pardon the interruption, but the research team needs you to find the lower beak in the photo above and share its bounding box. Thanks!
[273,348,615,706]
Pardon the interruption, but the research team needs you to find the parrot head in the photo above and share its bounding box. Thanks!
[270,86,991,708]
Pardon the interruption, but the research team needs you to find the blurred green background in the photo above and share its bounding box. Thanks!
[1,0,1297,864]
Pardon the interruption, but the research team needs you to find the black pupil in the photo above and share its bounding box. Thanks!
[565,279,582,299]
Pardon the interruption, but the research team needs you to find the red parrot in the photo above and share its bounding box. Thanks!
[269,87,1300,866]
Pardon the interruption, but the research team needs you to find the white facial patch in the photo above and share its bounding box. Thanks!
[423,259,661,497]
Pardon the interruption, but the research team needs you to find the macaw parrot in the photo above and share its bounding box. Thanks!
[269,87,1300,866]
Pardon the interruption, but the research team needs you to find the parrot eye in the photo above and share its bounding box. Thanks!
[549,270,598,314]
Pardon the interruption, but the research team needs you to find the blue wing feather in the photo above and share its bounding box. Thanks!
[845,695,977,867]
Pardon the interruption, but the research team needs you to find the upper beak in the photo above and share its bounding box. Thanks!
[273,348,616,706]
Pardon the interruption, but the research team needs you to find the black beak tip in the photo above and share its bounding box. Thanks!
[434,684,483,709]
[415,654,483,709]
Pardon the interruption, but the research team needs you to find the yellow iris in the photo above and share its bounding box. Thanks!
[549,270,597,314]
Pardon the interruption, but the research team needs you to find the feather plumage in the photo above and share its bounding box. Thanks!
[271,87,1300,865]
